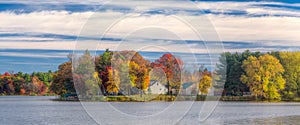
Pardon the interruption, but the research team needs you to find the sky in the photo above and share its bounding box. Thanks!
[0,0,299,73]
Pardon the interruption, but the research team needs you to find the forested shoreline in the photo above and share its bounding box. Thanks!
[220,50,300,101]
[0,50,299,101]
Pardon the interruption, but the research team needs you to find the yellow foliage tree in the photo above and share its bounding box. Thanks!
[279,52,300,99]
[129,61,150,92]
[199,75,212,95]
[241,54,285,100]
[106,68,120,94]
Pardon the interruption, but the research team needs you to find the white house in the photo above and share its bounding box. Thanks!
[146,80,168,95]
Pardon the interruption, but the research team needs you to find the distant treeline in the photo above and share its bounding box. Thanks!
[0,49,211,97]
[1,50,299,101]
[0,71,54,95]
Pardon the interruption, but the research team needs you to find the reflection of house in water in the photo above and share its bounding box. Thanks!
[146,80,168,94]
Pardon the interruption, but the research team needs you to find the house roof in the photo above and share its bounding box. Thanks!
[182,82,196,89]
[149,80,168,88]
[150,80,158,86]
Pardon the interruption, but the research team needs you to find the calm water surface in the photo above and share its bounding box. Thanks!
[0,96,300,125]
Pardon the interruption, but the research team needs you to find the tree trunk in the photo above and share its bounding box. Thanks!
[167,80,170,95]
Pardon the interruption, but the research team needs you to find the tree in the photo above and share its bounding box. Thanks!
[216,50,262,96]
[96,50,151,95]
[241,54,285,100]
[0,71,54,96]
[215,53,227,93]
[129,61,149,91]
[151,54,183,95]
[73,50,99,97]
[95,49,113,75]
[150,67,167,85]
[0,72,15,95]
[50,61,75,95]
[199,75,212,96]
[95,49,113,95]
[113,50,150,93]
[24,73,31,83]
[29,76,47,95]
[12,76,25,95]
[278,52,300,99]
[106,67,120,94]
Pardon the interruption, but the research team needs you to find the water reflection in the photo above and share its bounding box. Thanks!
[0,97,300,125]
[222,116,300,125]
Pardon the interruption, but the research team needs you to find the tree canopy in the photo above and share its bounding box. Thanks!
[241,54,285,100]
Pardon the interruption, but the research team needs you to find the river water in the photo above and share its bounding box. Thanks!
[0,96,300,125]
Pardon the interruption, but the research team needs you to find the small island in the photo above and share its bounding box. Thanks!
[1,50,300,102]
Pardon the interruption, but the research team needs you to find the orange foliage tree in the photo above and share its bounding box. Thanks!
[151,54,183,95]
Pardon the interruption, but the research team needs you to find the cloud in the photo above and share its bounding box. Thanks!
[0,52,66,58]
[0,41,75,50]
[0,0,299,54]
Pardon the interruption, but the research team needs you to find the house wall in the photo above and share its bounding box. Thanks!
[147,82,167,94]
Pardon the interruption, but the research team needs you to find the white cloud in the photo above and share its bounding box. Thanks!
[0,0,299,54]
[0,52,67,58]
[0,11,94,36]
[210,15,300,43]
[0,41,75,50]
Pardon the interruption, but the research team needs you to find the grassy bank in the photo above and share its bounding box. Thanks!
[52,94,300,102]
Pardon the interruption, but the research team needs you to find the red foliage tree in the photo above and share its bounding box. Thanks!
[151,54,183,95]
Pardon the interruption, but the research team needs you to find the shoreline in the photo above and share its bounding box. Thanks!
[51,95,300,102]
[1,95,300,102]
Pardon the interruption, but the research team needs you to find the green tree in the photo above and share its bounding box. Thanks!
[24,73,31,83]
[74,50,99,97]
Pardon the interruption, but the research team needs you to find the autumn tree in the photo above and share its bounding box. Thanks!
[150,67,167,85]
[106,67,120,94]
[128,61,150,91]
[50,61,75,95]
[28,76,47,95]
[217,50,262,96]
[241,54,285,100]
[0,71,54,96]
[12,75,26,95]
[96,50,150,95]
[278,52,300,99]
[95,49,113,95]
[151,54,183,95]
[114,50,150,93]
[199,75,212,96]
[0,72,15,95]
